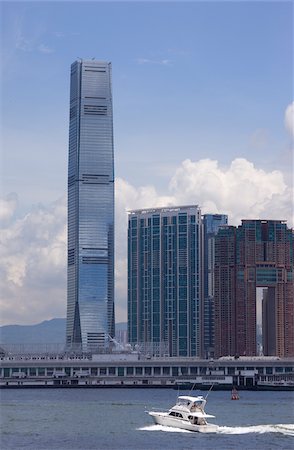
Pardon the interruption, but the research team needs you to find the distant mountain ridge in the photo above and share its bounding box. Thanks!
[0,319,127,345]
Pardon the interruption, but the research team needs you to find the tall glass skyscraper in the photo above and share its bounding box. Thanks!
[66,60,115,351]
[128,206,202,357]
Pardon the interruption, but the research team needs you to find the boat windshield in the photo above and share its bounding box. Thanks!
[195,400,204,407]
[177,396,206,410]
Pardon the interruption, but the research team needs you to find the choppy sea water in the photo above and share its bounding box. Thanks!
[1,388,293,449]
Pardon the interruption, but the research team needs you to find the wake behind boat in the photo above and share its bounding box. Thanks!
[148,395,218,433]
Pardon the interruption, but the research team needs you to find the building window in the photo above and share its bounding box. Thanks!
[118,367,125,376]
[144,367,152,376]
[163,367,170,375]
[172,367,178,376]
[180,367,188,375]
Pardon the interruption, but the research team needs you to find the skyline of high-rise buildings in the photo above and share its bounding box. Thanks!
[63,58,293,359]
[128,212,294,358]
[66,59,115,351]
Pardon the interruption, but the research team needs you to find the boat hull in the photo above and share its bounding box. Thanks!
[149,412,218,433]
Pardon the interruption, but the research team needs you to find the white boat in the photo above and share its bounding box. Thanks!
[257,379,294,390]
[148,395,218,433]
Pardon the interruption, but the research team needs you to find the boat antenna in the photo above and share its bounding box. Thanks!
[188,382,197,396]
[205,383,215,399]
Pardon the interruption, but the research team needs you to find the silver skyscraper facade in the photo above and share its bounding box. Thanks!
[66,60,115,351]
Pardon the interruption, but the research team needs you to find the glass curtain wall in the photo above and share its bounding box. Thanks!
[66,60,115,351]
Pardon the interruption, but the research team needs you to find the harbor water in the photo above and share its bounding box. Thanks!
[1,388,293,449]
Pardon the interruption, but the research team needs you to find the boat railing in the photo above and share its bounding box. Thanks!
[149,407,170,412]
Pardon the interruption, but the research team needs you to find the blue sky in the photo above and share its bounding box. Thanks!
[1,1,293,325]
[2,1,293,204]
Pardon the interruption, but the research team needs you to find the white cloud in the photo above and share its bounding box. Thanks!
[14,15,54,55]
[0,196,67,325]
[15,29,35,53]
[136,58,172,66]
[169,158,290,225]
[17,39,55,54]
[1,158,293,326]
[285,102,294,136]
[0,193,18,224]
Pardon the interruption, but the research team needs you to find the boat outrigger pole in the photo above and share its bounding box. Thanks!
[205,383,215,399]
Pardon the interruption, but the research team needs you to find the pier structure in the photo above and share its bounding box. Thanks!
[0,350,293,390]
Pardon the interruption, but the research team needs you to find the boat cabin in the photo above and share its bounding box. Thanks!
[168,395,214,426]
[176,395,207,411]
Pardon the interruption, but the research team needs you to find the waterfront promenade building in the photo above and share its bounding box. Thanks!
[214,220,294,358]
[202,214,228,358]
[66,60,115,351]
[1,351,294,390]
[128,206,202,357]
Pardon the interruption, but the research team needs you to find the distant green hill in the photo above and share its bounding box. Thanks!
[0,318,66,344]
[0,319,127,345]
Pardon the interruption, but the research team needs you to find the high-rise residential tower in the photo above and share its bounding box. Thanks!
[202,214,228,358]
[66,60,115,351]
[128,206,202,357]
[214,220,294,358]
[214,225,237,358]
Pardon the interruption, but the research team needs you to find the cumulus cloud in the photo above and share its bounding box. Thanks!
[169,158,290,224]
[0,158,293,326]
[0,196,67,325]
[285,102,294,136]
[0,193,18,224]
